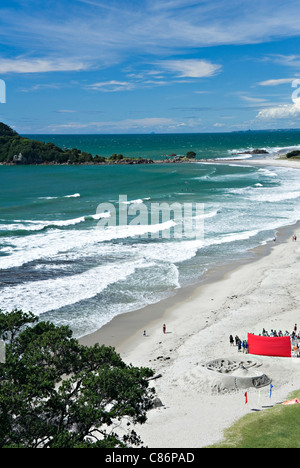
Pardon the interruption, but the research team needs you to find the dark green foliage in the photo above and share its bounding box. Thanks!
[0,123,98,165]
[0,122,155,165]
[0,309,154,448]
[0,131,95,165]
[286,150,300,158]
[0,123,17,137]
[186,151,196,158]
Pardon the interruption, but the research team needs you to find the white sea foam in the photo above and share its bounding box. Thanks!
[65,193,81,198]
[0,219,177,269]
[250,190,300,202]
[229,144,300,158]
[0,212,111,232]
[257,168,278,177]
[121,198,151,205]
[0,221,287,317]
[216,155,253,161]
[0,259,152,315]
[38,193,81,200]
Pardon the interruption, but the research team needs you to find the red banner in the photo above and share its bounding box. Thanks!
[248,333,291,358]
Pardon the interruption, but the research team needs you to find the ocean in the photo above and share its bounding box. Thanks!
[1,131,300,338]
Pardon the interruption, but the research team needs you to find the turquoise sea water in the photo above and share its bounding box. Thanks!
[26,131,300,160]
[1,132,300,337]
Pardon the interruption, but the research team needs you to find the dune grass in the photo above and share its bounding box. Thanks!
[206,391,300,448]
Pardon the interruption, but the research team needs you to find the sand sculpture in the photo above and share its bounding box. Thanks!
[202,359,272,391]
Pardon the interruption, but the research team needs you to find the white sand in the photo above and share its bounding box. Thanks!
[117,229,300,447]
[81,158,300,448]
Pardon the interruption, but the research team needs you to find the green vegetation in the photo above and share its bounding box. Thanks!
[0,123,96,164]
[186,151,196,158]
[286,150,300,159]
[207,390,300,448]
[0,122,18,137]
[0,123,154,165]
[0,309,155,448]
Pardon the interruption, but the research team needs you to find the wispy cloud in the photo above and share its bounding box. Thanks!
[86,80,136,92]
[263,54,300,68]
[49,117,187,132]
[0,57,89,74]
[238,95,268,104]
[84,59,221,93]
[56,109,78,113]
[3,1,300,74]
[157,59,222,78]
[19,83,62,92]
[258,78,296,86]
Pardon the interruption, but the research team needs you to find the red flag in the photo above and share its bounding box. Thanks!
[244,392,248,404]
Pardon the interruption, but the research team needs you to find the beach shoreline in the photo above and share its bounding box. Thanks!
[79,220,294,351]
[79,157,300,448]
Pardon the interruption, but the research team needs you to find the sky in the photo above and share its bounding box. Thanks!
[1,0,300,134]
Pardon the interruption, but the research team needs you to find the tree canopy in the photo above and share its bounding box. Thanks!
[0,309,154,448]
[0,123,18,138]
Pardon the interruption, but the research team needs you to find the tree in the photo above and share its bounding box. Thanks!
[0,123,17,137]
[186,151,196,158]
[0,309,155,448]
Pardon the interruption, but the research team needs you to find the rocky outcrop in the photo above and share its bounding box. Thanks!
[233,149,269,155]
[13,153,26,164]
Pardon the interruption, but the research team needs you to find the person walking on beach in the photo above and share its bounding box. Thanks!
[230,335,234,346]
[163,324,166,334]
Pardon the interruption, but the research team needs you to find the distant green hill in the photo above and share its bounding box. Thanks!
[0,123,155,165]
[0,123,99,164]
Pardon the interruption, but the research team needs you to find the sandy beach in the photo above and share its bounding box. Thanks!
[80,158,300,448]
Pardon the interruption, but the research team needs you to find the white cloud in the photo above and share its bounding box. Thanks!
[257,97,300,119]
[0,58,88,74]
[258,78,296,86]
[240,95,268,103]
[3,2,300,76]
[158,59,222,78]
[86,80,135,92]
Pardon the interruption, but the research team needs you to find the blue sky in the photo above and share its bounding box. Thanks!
[1,0,300,133]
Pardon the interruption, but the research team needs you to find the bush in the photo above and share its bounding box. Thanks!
[286,150,300,158]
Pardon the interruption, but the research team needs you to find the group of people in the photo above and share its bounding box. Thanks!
[261,327,297,338]
[229,324,300,356]
[229,335,248,353]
